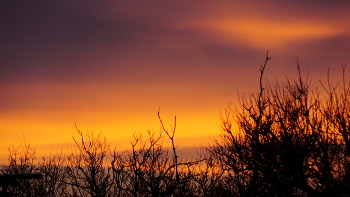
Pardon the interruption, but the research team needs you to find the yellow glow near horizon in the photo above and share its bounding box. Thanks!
[0,82,224,164]
[0,113,221,164]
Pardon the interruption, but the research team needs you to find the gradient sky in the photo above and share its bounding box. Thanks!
[1,0,350,163]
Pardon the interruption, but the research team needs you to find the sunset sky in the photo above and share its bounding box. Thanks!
[1,0,350,163]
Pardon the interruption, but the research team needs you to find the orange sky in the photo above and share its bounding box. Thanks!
[1,0,350,164]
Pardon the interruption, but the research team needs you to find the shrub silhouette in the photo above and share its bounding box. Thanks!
[64,126,114,197]
[209,52,350,196]
[1,141,67,196]
[2,52,350,196]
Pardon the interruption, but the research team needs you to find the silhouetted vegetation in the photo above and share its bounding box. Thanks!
[2,52,350,196]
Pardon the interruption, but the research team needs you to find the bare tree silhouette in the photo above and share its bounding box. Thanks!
[209,52,350,196]
[3,53,350,196]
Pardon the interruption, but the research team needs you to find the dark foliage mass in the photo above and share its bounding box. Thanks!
[2,53,350,196]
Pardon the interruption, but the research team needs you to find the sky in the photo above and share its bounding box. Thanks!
[1,0,350,164]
